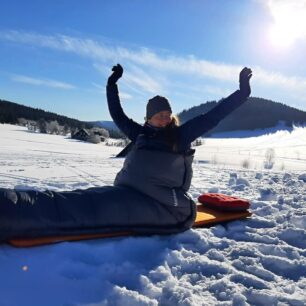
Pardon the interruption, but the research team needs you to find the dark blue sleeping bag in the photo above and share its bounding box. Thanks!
[0,186,196,241]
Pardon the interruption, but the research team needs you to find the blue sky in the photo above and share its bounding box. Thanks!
[0,0,306,122]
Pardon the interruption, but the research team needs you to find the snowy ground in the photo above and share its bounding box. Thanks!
[0,124,305,306]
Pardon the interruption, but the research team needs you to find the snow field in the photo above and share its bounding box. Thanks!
[197,126,306,171]
[0,124,305,306]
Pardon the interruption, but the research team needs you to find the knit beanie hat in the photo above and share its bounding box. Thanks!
[146,96,172,119]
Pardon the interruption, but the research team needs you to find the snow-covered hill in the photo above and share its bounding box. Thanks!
[0,124,305,306]
[197,125,306,172]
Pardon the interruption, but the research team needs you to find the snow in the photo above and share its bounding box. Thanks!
[199,125,306,171]
[0,123,305,306]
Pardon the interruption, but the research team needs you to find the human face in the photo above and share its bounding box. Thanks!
[147,111,172,128]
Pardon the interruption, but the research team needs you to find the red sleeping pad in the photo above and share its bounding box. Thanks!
[198,193,250,212]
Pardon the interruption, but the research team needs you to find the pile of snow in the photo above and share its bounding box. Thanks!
[0,124,305,305]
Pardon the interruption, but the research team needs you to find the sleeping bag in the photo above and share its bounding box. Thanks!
[0,185,196,241]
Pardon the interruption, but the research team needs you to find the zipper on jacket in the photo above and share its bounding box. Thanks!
[172,189,178,206]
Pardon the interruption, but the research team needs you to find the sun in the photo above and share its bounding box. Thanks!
[269,23,299,48]
[267,0,306,49]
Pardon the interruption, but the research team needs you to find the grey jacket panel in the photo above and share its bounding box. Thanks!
[182,153,194,191]
[114,148,195,208]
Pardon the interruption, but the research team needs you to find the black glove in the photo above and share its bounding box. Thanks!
[108,64,123,85]
[239,67,252,97]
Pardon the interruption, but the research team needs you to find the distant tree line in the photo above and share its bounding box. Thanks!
[3,96,306,139]
[178,97,306,136]
[102,128,125,139]
[0,98,126,139]
[17,117,72,136]
[0,99,93,130]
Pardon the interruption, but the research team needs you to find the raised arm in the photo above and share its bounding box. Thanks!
[106,64,142,141]
[178,67,252,147]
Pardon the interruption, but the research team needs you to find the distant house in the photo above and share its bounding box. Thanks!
[72,129,90,141]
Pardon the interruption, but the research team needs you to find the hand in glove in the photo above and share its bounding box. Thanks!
[108,64,123,85]
[239,67,252,97]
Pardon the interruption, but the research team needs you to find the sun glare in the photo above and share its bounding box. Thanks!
[269,23,299,48]
[267,0,306,48]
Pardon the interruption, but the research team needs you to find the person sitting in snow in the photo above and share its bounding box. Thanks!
[106,64,252,228]
[0,64,252,242]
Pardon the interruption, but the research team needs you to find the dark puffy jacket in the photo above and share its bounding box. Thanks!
[106,83,248,152]
[107,82,249,224]
[115,148,194,207]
